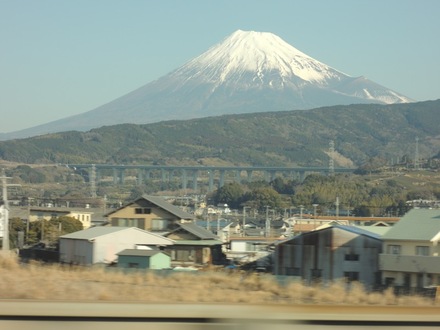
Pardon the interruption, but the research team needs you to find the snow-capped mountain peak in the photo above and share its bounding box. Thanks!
[176,29,346,85]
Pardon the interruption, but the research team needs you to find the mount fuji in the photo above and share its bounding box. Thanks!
[4,30,413,139]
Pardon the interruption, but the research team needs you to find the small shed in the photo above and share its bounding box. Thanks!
[117,249,171,270]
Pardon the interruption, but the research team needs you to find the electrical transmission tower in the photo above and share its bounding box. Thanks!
[329,140,335,176]
[414,137,420,170]
[90,164,97,198]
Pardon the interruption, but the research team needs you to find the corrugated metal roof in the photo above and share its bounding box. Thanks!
[353,225,390,237]
[105,194,194,220]
[332,224,382,240]
[60,226,175,244]
[382,209,440,241]
[60,226,129,239]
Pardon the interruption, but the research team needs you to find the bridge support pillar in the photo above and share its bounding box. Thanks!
[219,170,226,188]
[246,170,253,182]
[161,169,167,190]
[120,169,126,184]
[113,168,118,184]
[181,169,187,190]
[208,170,214,192]
[192,170,199,191]
[137,169,143,185]
[234,170,241,183]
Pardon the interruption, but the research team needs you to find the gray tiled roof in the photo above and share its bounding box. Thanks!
[105,195,194,220]
[177,223,219,240]
[382,209,440,241]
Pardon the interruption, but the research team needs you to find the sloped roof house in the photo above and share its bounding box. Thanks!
[379,209,440,290]
[275,224,382,288]
[105,195,194,233]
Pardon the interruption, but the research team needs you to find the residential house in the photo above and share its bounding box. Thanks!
[28,207,92,229]
[274,225,383,288]
[226,236,282,267]
[117,249,171,270]
[105,195,194,233]
[163,223,225,266]
[59,226,174,265]
[379,209,440,291]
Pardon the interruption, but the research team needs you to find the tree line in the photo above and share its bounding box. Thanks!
[208,173,435,217]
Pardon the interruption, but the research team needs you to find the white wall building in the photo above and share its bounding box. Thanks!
[59,226,174,265]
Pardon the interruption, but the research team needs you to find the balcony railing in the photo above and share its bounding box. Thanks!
[379,253,440,273]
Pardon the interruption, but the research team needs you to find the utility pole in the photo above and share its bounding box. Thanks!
[265,206,270,237]
[335,197,340,221]
[1,169,19,251]
[312,204,318,230]
[242,206,250,237]
[299,205,304,235]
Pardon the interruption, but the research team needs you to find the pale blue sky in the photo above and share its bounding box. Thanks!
[1,0,439,133]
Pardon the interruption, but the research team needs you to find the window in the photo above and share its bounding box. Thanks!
[135,208,151,214]
[345,253,359,261]
[344,272,359,282]
[387,244,401,254]
[152,219,168,231]
[113,218,144,229]
[311,269,322,279]
[286,267,300,276]
[172,249,193,261]
[416,246,429,256]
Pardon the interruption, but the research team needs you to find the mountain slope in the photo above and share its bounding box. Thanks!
[0,100,438,167]
[1,30,413,140]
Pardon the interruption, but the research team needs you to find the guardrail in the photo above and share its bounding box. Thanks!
[1,301,439,330]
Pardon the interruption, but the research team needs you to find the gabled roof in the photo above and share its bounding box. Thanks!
[116,249,168,257]
[281,224,382,244]
[353,225,390,237]
[166,222,219,240]
[60,226,175,245]
[331,224,382,240]
[60,226,128,239]
[382,209,440,241]
[105,194,194,220]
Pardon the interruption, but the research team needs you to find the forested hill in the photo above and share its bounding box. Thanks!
[0,100,439,167]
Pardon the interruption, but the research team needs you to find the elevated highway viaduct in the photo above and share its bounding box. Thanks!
[66,164,355,192]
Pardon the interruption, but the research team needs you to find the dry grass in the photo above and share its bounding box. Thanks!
[0,255,436,305]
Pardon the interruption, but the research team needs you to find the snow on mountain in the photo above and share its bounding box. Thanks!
[2,30,413,140]
[178,30,344,84]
